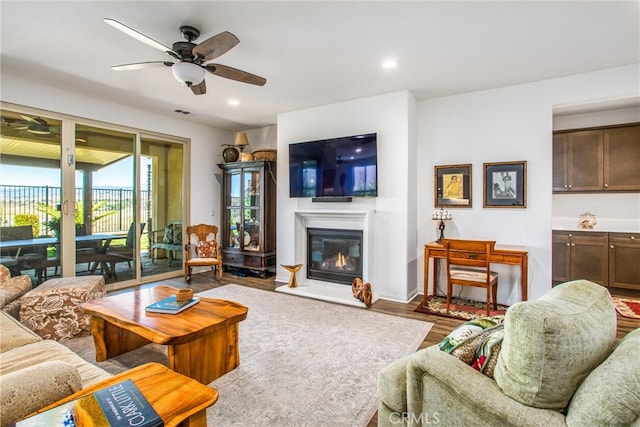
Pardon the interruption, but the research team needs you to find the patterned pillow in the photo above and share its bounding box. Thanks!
[163,223,183,245]
[438,316,505,378]
[195,241,217,258]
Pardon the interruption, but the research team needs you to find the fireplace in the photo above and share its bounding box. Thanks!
[307,228,363,285]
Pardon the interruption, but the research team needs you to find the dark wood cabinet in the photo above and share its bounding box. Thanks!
[218,160,276,273]
[552,231,608,285]
[604,125,640,191]
[609,233,640,290]
[553,124,640,193]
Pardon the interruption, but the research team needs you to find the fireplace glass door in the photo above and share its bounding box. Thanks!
[307,228,363,285]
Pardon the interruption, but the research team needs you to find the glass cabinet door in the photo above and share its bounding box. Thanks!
[226,171,241,249]
[243,169,261,252]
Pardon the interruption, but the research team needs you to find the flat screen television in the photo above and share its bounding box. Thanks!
[289,132,377,198]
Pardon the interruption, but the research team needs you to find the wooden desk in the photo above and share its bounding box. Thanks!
[34,363,218,427]
[423,241,529,302]
[82,285,248,384]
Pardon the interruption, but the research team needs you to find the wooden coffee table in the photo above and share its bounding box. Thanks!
[35,363,218,427]
[81,285,248,384]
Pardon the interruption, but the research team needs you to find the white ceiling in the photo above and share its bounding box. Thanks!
[1,1,638,131]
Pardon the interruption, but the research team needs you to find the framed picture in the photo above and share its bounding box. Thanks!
[483,161,527,208]
[434,164,472,207]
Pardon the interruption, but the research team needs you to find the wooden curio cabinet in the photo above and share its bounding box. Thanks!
[219,160,277,274]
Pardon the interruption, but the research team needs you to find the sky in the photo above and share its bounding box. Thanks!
[1,157,151,189]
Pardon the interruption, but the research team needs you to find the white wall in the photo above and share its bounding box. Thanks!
[1,75,233,226]
[277,91,417,301]
[417,64,640,303]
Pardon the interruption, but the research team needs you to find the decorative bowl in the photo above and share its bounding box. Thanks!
[176,288,193,302]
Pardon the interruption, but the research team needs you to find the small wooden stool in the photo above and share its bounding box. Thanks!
[281,264,302,288]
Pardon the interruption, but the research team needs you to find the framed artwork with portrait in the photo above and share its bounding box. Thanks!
[483,161,527,208]
[434,164,472,207]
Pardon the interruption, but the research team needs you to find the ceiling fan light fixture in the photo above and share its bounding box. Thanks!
[172,62,205,87]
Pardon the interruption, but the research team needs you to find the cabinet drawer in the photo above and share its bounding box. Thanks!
[223,251,243,265]
[609,233,640,244]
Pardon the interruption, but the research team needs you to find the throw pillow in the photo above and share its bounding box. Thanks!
[163,225,174,244]
[196,241,217,258]
[438,316,505,378]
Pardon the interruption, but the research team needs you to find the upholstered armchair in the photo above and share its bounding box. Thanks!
[377,280,640,427]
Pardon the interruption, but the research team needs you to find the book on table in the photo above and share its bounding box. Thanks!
[145,295,200,314]
[16,378,163,427]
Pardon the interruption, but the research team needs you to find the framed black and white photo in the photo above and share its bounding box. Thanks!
[483,161,527,208]
[434,164,472,207]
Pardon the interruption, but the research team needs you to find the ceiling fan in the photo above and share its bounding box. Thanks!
[104,18,267,95]
[15,115,56,135]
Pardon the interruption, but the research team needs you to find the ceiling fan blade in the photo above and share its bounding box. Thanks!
[192,31,239,62]
[190,80,207,95]
[111,61,174,71]
[20,115,47,125]
[104,18,176,56]
[204,64,266,86]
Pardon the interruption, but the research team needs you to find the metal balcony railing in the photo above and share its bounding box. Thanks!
[0,185,149,236]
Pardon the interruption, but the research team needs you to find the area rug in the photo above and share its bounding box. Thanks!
[612,296,640,319]
[414,295,508,321]
[62,284,432,427]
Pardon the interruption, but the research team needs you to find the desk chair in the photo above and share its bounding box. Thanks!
[184,224,222,282]
[443,239,499,316]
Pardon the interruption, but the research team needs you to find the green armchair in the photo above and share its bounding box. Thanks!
[377,280,640,427]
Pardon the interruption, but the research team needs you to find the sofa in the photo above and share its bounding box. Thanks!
[377,279,640,427]
[0,310,112,426]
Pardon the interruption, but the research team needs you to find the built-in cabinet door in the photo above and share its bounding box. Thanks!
[566,130,604,191]
[552,134,568,192]
[609,233,640,290]
[604,125,640,191]
[552,232,571,282]
[571,233,609,286]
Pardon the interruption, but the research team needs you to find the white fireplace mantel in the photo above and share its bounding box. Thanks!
[276,209,376,307]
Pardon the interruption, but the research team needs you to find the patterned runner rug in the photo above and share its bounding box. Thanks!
[612,296,640,319]
[63,284,432,427]
[414,295,508,321]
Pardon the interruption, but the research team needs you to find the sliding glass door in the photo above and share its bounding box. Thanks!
[1,103,186,289]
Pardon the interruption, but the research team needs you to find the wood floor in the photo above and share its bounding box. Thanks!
[122,271,640,427]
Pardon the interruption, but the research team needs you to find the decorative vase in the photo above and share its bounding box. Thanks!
[222,146,239,163]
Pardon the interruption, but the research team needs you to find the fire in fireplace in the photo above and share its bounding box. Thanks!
[307,228,363,285]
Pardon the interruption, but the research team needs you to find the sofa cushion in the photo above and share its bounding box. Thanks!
[566,328,640,426]
[0,310,41,353]
[0,339,111,388]
[0,360,82,426]
[494,280,617,410]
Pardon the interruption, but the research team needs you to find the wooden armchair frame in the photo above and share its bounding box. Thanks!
[184,224,223,282]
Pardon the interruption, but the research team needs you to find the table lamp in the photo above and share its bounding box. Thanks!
[234,132,249,152]
[432,207,452,243]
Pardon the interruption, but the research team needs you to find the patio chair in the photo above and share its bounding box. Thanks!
[105,223,145,278]
[0,226,46,280]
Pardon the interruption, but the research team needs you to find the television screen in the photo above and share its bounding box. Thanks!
[289,133,377,198]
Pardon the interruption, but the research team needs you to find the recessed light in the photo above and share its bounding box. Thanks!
[382,59,397,69]
[228,99,240,106]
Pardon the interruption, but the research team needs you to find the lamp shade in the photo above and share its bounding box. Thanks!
[234,132,249,147]
[171,62,205,87]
